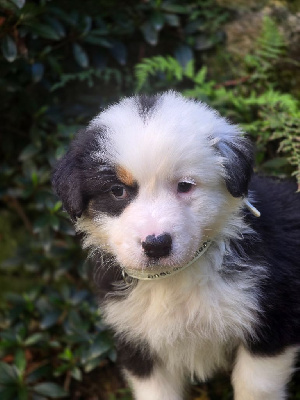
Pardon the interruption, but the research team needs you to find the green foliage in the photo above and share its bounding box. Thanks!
[0,286,115,399]
[0,1,300,398]
[0,1,230,397]
[244,16,287,84]
[134,17,300,188]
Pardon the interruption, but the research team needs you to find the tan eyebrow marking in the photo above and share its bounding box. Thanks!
[116,165,136,186]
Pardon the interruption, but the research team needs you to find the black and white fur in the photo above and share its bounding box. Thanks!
[52,91,300,400]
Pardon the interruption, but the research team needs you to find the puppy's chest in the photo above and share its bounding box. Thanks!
[104,271,258,377]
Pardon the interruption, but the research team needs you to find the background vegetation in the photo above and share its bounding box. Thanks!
[0,0,299,399]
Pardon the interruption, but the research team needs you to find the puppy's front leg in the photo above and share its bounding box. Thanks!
[125,365,185,400]
[232,345,297,400]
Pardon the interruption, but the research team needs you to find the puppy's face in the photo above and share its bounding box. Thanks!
[52,92,253,272]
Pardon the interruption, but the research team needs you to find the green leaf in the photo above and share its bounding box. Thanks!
[32,395,48,400]
[52,201,62,212]
[83,356,102,373]
[141,21,158,46]
[19,144,39,161]
[70,290,88,305]
[194,66,207,85]
[80,15,92,35]
[14,348,26,374]
[83,35,112,47]
[59,219,76,236]
[9,0,26,8]
[24,333,46,346]
[40,310,61,329]
[72,43,89,68]
[43,16,66,39]
[31,63,44,83]
[2,36,17,63]
[161,4,189,13]
[71,367,82,381]
[0,362,19,385]
[0,386,17,400]
[109,41,127,66]
[174,44,193,68]
[26,364,52,384]
[262,157,289,169]
[81,339,111,363]
[164,14,180,27]
[184,19,205,35]
[33,383,68,398]
[59,347,73,361]
[151,11,164,31]
[33,215,51,234]
[194,34,215,51]
[26,22,61,40]
[49,214,60,231]
[17,385,28,400]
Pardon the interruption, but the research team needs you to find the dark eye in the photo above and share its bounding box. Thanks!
[177,181,195,193]
[110,185,128,199]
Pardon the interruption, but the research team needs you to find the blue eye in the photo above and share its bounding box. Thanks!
[110,185,128,199]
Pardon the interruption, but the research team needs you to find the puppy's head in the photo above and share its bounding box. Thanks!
[52,92,253,272]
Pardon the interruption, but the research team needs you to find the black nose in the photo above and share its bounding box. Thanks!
[142,233,172,258]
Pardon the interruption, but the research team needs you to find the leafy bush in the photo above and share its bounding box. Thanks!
[135,17,300,188]
[0,1,300,399]
[0,285,117,399]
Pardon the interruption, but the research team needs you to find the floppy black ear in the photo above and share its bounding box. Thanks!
[52,146,85,220]
[216,136,254,198]
[52,126,108,219]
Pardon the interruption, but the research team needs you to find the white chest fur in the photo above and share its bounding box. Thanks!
[103,251,261,381]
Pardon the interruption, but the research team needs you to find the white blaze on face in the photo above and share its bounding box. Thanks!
[85,92,243,270]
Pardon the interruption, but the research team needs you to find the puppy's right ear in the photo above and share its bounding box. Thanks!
[52,130,90,220]
[52,146,84,220]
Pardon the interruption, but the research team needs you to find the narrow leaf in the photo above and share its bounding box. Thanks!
[71,367,82,381]
[14,348,26,374]
[174,44,193,68]
[40,310,61,329]
[2,36,17,62]
[72,43,89,68]
[18,144,39,161]
[33,383,68,398]
[0,362,19,385]
[151,11,164,31]
[164,14,180,27]
[10,0,26,8]
[141,22,158,46]
[32,63,44,83]
[24,333,46,346]
[26,22,61,40]
[109,41,127,65]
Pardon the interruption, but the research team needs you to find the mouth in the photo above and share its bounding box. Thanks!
[121,238,212,282]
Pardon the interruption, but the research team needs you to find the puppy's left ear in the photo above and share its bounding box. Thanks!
[215,136,254,198]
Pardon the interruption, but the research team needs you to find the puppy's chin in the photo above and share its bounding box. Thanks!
[116,248,200,272]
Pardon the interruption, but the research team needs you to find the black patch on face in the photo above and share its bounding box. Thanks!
[115,337,155,378]
[215,137,254,198]
[52,127,107,219]
[88,177,138,218]
[52,125,139,219]
[136,94,159,120]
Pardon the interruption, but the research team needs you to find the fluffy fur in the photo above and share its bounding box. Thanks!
[52,91,300,399]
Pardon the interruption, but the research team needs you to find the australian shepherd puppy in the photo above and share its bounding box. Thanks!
[52,91,300,400]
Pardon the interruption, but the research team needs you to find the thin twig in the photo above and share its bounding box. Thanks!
[4,196,34,235]
[214,75,251,89]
